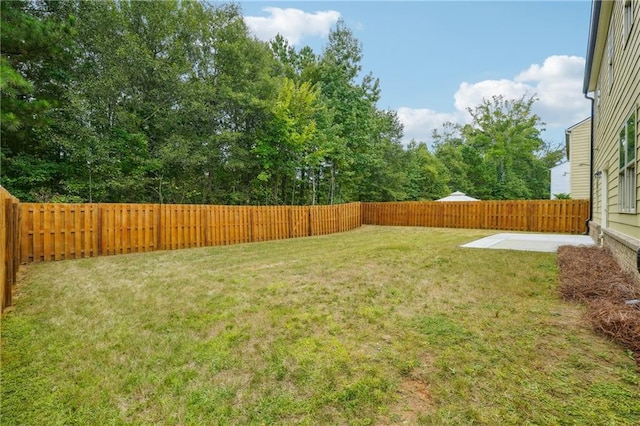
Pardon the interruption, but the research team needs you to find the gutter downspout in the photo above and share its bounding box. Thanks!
[584,93,594,236]
[582,0,600,237]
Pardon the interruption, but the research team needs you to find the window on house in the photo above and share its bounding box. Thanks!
[608,22,614,91]
[619,111,636,213]
[624,0,634,44]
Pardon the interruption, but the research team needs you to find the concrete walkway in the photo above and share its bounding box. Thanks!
[461,233,596,253]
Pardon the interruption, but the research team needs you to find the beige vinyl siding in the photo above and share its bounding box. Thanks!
[592,0,640,236]
[568,119,591,199]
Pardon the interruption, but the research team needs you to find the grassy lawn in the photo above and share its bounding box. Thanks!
[1,226,638,425]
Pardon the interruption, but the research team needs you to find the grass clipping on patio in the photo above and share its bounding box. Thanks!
[557,245,640,364]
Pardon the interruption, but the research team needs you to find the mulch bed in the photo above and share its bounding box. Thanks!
[557,245,640,370]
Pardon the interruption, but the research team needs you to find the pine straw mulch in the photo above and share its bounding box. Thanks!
[557,245,640,370]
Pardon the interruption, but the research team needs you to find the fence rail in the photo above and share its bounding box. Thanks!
[20,202,362,263]
[361,200,590,234]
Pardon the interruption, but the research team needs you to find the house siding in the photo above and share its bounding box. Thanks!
[592,0,640,229]
[588,0,640,282]
[567,118,591,199]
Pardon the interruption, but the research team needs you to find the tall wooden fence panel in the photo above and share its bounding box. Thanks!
[361,200,590,234]
[1,186,21,312]
[100,203,157,255]
[21,203,98,262]
[20,202,363,264]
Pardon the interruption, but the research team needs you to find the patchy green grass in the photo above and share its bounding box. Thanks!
[2,226,638,425]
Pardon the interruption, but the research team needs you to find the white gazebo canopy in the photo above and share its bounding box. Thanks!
[436,191,479,202]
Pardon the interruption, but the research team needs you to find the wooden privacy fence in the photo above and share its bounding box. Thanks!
[361,200,590,234]
[1,186,21,312]
[20,202,362,263]
[2,188,590,313]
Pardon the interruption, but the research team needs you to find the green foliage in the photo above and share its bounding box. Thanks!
[433,96,562,200]
[405,141,449,200]
[1,2,561,203]
[253,78,320,204]
[554,193,572,200]
[0,0,76,199]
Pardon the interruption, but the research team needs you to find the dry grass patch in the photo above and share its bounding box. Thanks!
[2,226,639,425]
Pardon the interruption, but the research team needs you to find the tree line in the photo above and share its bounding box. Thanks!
[1,0,563,205]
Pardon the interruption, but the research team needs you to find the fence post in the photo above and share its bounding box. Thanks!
[4,198,14,309]
[250,208,255,242]
[156,204,162,251]
[12,202,21,287]
[96,204,103,256]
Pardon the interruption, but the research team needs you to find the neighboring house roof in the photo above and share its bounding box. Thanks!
[565,117,591,132]
[564,118,591,199]
[564,117,591,164]
[436,191,479,202]
[565,117,591,159]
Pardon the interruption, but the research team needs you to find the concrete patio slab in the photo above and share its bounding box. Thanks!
[461,233,596,253]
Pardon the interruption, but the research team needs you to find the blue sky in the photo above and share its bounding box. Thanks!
[238,1,594,148]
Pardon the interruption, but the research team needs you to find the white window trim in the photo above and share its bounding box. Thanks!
[618,110,637,214]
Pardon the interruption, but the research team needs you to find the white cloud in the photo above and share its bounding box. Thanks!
[514,55,587,127]
[397,55,590,145]
[245,7,340,46]
[454,79,533,121]
[454,55,588,128]
[397,107,462,143]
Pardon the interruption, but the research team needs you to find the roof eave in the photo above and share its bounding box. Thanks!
[583,0,614,94]
[565,117,591,132]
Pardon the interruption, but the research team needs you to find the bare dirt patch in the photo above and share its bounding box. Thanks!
[557,245,640,368]
[387,378,434,425]
[385,353,435,425]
